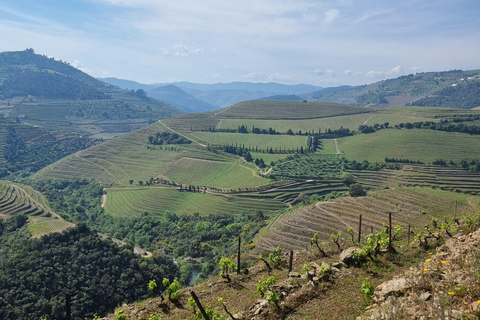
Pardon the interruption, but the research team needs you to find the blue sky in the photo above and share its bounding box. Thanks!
[1,0,479,86]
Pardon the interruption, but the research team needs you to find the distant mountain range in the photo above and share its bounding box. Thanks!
[100,77,322,111]
[102,68,480,111]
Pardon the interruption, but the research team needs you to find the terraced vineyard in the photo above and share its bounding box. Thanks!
[218,100,371,119]
[0,181,74,237]
[254,188,476,253]
[352,165,480,192]
[35,121,269,188]
[336,129,480,163]
[217,112,434,134]
[104,186,288,217]
[190,132,308,151]
[0,120,6,165]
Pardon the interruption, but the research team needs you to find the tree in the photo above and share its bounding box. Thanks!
[349,183,366,197]
[341,172,354,184]
[286,129,294,135]
[129,179,134,185]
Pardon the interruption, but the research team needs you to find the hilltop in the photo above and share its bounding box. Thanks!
[147,85,218,113]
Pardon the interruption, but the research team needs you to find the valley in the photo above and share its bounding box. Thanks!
[1,50,480,319]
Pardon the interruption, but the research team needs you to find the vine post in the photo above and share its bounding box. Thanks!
[358,214,362,243]
[237,236,241,275]
[190,290,210,320]
[388,212,392,252]
[408,224,411,245]
[288,250,293,273]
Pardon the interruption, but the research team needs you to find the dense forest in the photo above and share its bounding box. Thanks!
[0,70,106,100]
[3,125,98,175]
[0,217,178,319]
[0,48,103,87]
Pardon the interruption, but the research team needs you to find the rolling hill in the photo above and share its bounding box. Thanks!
[147,84,218,112]
[34,99,480,224]
[307,69,480,108]
[0,49,183,140]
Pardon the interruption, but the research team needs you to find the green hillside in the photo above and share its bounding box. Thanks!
[218,100,371,119]
[334,129,480,163]
[35,102,480,222]
[0,180,74,237]
[104,187,287,217]
[0,49,182,140]
[310,69,480,108]
[34,121,270,186]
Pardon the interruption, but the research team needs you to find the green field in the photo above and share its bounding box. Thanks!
[217,112,434,134]
[104,186,288,217]
[163,157,268,188]
[191,132,308,150]
[218,100,371,119]
[336,129,480,163]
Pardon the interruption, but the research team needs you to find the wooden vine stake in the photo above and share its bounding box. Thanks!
[190,290,210,320]
[407,224,411,245]
[288,250,293,273]
[358,214,362,243]
[237,236,241,275]
[388,212,393,252]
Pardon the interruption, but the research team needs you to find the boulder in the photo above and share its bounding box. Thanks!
[339,247,358,266]
[374,278,411,303]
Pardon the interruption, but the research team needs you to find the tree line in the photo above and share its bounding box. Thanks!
[147,132,191,145]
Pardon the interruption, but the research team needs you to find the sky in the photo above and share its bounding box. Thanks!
[1,0,479,87]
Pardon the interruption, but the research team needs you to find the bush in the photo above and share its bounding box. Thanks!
[349,183,366,197]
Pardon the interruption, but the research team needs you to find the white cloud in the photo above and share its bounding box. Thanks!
[344,69,352,76]
[390,65,403,74]
[324,9,339,23]
[367,65,404,78]
[244,72,293,82]
[325,69,336,77]
[366,70,384,78]
[72,59,82,68]
[268,73,293,82]
[313,68,335,76]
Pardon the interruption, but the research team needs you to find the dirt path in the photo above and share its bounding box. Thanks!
[158,120,207,147]
[334,138,341,154]
[101,194,107,208]
[361,115,375,126]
